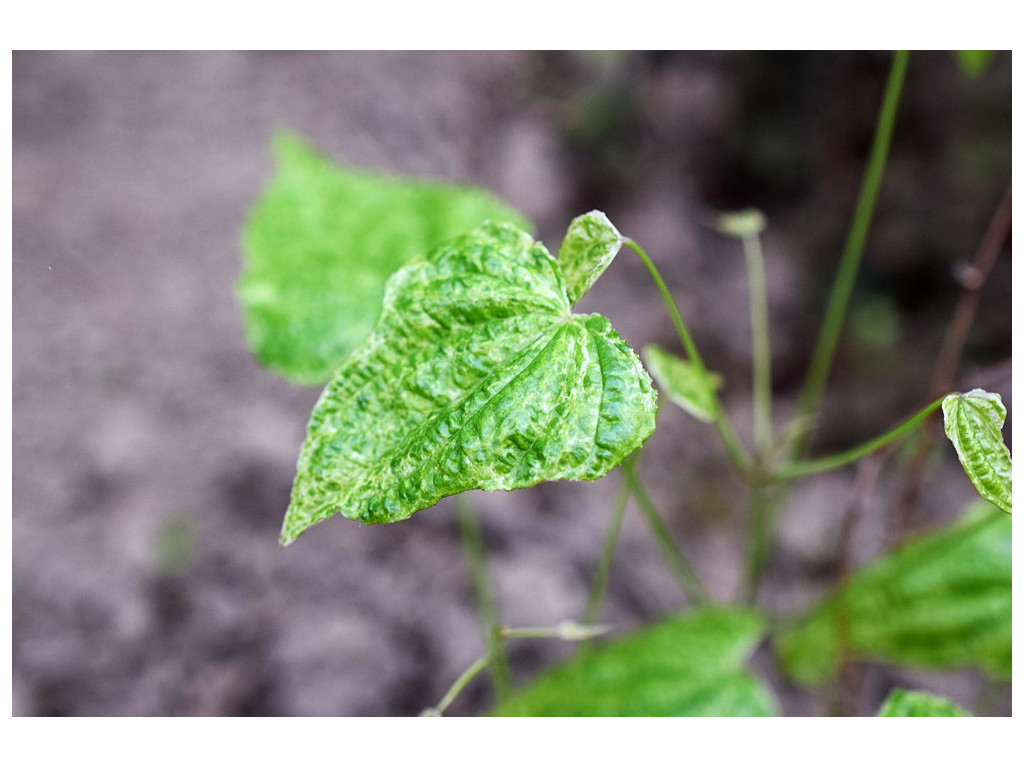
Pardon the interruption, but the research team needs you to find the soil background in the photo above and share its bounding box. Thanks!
[12,50,1012,716]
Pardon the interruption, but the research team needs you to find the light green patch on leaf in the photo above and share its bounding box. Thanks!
[642,344,721,423]
[955,50,995,77]
[493,608,777,717]
[877,688,971,717]
[239,131,531,385]
[942,389,1012,514]
[281,221,657,543]
[557,210,625,306]
[777,503,1011,685]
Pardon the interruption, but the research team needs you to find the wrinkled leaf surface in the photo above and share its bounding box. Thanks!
[240,131,530,385]
[557,210,625,306]
[282,221,656,543]
[943,389,1012,514]
[494,608,778,716]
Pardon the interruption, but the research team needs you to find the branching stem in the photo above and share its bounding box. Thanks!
[773,397,944,480]
[625,238,752,478]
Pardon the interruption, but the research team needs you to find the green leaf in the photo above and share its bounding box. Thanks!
[642,344,721,423]
[493,608,778,716]
[281,220,657,543]
[943,389,1012,514]
[955,50,995,77]
[557,210,625,306]
[776,504,1011,684]
[239,131,531,385]
[877,688,971,717]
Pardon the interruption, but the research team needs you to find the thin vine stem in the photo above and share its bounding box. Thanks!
[742,230,773,456]
[738,483,772,605]
[456,496,511,701]
[501,622,610,641]
[622,459,710,606]
[773,397,944,481]
[791,50,910,448]
[584,474,630,627]
[624,238,753,478]
[420,653,490,716]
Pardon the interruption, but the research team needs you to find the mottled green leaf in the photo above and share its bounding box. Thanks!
[643,344,721,423]
[282,221,656,543]
[777,504,1011,684]
[943,389,1012,514]
[955,50,995,77]
[493,608,778,717]
[877,688,971,717]
[558,210,625,306]
[239,131,531,385]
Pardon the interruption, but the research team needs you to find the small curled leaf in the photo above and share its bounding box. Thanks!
[642,344,721,424]
[557,210,625,306]
[942,389,1012,514]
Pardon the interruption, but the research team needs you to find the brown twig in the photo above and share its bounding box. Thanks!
[833,451,888,716]
[888,186,1011,544]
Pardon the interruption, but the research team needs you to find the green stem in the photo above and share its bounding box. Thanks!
[738,483,773,604]
[742,231,773,456]
[774,397,944,480]
[420,654,491,716]
[792,50,909,445]
[623,460,711,606]
[501,622,610,641]
[625,238,752,478]
[584,474,630,627]
[456,496,511,701]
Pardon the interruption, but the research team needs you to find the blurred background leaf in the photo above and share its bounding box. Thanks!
[776,502,1010,684]
[494,608,778,716]
[876,688,971,717]
[239,132,531,385]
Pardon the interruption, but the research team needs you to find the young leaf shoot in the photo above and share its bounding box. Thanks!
[942,389,1012,514]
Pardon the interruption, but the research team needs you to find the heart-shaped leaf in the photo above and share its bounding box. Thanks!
[493,608,778,716]
[777,503,1011,684]
[942,389,1012,514]
[239,131,531,385]
[877,688,971,717]
[282,220,656,543]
